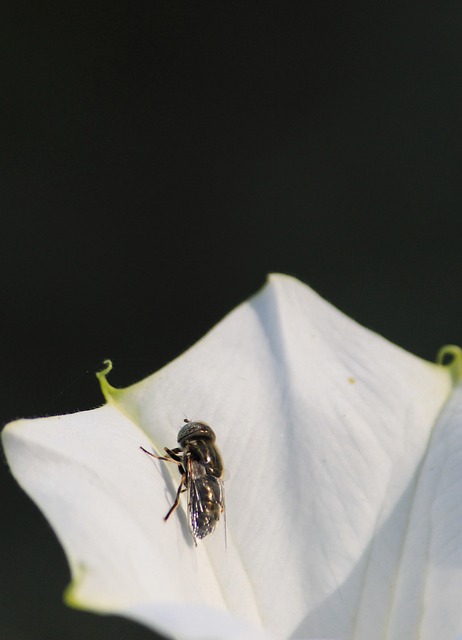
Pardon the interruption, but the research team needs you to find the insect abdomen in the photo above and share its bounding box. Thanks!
[189,475,223,539]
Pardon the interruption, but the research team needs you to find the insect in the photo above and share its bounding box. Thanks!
[140,419,225,544]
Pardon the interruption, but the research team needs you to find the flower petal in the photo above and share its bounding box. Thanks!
[2,274,456,640]
[381,381,462,640]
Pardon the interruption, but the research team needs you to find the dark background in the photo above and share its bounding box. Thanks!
[2,3,462,639]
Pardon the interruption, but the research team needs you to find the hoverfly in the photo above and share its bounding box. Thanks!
[140,419,225,545]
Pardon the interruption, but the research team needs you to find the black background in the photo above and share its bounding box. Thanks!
[2,3,462,639]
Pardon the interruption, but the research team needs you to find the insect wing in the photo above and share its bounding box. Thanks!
[187,457,224,542]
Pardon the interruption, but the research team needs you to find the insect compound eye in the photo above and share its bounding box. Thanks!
[177,421,216,445]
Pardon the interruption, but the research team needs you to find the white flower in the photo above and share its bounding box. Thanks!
[3,274,462,640]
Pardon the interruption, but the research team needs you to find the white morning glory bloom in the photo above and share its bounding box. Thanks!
[3,274,462,640]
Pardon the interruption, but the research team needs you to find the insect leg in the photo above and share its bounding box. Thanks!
[164,474,186,521]
[139,446,179,464]
[164,447,183,463]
